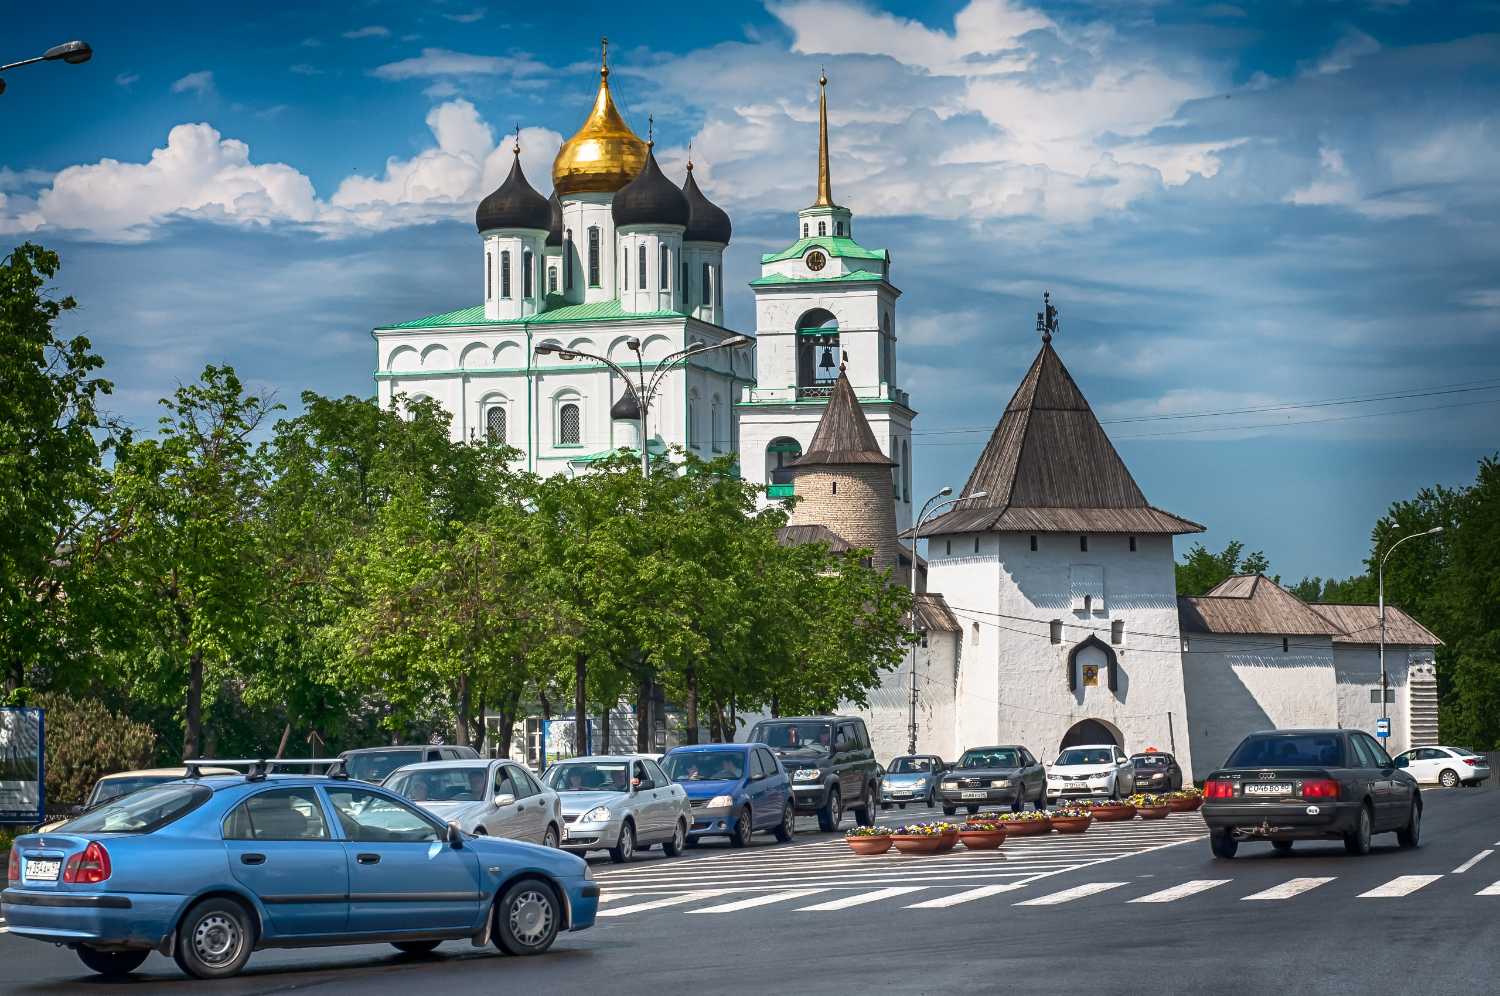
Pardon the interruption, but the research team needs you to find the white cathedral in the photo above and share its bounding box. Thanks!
[373,52,1441,779]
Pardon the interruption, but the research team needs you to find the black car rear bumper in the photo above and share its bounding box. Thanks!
[1202,800,1360,838]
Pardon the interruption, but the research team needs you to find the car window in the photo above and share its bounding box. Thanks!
[853,723,871,751]
[1422,748,1446,760]
[1054,748,1114,766]
[326,788,441,843]
[507,765,537,799]
[63,784,211,835]
[1225,734,1346,768]
[1362,735,1394,768]
[749,750,767,779]
[494,766,520,800]
[751,721,835,751]
[223,788,330,841]
[1347,736,1378,769]
[758,749,781,777]
[631,761,653,789]
[515,767,545,795]
[1019,750,1035,767]
[344,750,423,783]
[544,761,631,792]
[888,757,932,773]
[386,766,488,803]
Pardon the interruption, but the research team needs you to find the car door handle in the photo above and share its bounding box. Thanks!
[356,853,381,865]
[240,853,266,866]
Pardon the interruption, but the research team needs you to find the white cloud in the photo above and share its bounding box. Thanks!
[444,7,487,23]
[115,72,139,88]
[1308,29,1380,76]
[289,64,325,76]
[170,71,215,97]
[371,48,547,80]
[343,26,390,40]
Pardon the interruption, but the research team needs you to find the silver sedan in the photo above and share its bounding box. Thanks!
[383,759,564,847]
[542,755,691,863]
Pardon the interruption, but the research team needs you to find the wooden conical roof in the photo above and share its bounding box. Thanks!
[792,368,892,467]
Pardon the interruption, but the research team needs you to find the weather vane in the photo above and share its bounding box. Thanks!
[1037,290,1059,344]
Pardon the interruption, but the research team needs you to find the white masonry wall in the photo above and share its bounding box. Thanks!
[857,631,960,765]
[1332,644,1433,757]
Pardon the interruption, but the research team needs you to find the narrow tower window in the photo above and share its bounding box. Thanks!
[715,265,723,307]
[638,243,648,290]
[558,402,581,445]
[660,244,669,290]
[564,231,574,290]
[1129,536,1137,552]
[701,263,711,308]
[1030,535,1038,551]
[500,250,512,298]
[485,406,507,444]
[587,226,600,287]
[818,221,827,236]
[1111,620,1124,646]
[1080,535,1089,552]
[1050,620,1063,645]
[548,267,558,294]
[802,223,809,238]
[523,250,534,299]
[486,251,492,299]
[836,221,844,236]
[682,260,690,304]
[1282,637,1290,653]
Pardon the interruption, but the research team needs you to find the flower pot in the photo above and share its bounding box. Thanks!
[1135,805,1170,820]
[934,829,959,853]
[1050,815,1093,834]
[890,834,946,855]
[1166,797,1197,812]
[846,836,893,855]
[957,829,1006,850]
[996,818,1050,836]
[1089,803,1136,822]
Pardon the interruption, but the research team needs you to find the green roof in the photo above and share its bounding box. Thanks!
[749,269,888,287]
[760,236,888,265]
[376,296,691,331]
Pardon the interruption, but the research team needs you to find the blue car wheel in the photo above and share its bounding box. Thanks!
[174,896,255,980]
[493,880,561,956]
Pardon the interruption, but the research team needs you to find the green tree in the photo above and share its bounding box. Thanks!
[0,244,113,694]
[1175,539,1275,596]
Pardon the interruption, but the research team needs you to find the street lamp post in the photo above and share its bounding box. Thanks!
[906,488,988,755]
[1378,525,1443,742]
[534,334,751,478]
[0,41,93,95]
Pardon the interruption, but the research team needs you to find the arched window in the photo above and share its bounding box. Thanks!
[835,221,843,236]
[795,309,840,391]
[500,250,512,298]
[766,437,801,493]
[701,263,711,308]
[711,397,722,452]
[622,247,629,291]
[564,230,574,290]
[523,250,534,298]
[802,223,809,238]
[558,401,581,445]
[682,259,690,304]
[548,266,558,294]
[715,264,723,308]
[892,445,901,500]
[687,391,700,448]
[902,440,911,502]
[485,405,507,444]
[587,227,601,287]
[659,244,669,290]
[638,243,648,290]
[818,221,827,236]
[486,251,493,299]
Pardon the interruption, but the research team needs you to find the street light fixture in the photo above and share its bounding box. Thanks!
[1377,525,1443,744]
[907,487,988,754]
[0,40,93,95]
[534,333,752,478]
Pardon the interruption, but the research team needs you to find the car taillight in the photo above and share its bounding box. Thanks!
[1463,759,1478,766]
[63,841,111,884]
[1300,778,1340,799]
[1204,779,1235,799]
[7,846,18,882]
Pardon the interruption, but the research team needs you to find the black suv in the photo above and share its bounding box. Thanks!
[747,716,881,830]
[339,744,480,783]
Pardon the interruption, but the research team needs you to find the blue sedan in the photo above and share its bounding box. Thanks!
[1,770,598,980]
[661,743,795,846]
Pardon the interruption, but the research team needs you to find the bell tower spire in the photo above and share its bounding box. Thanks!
[814,70,834,208]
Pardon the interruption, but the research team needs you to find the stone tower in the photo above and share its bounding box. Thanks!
[786,364,900,574]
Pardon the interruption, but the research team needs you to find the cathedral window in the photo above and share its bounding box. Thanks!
[836,221,844,236]
[558,401,581,446]
[548,267,558,294]
[893,448,901,500]
[711,397,722,452]
[682,260,690,304]
[701,263,711,308]
[639,243,648,290]
[485,405,507,444]
[1129,536,1137,552]
[486,251,492,299]
[1030,535,1038,551]
[1050,620,1063,644]
[802,223,808,238]
[1282,637,1289,653]
[832,481,838,495]
[1080,535,1089,552]
[660,244,669,290]
[902,440,911,502]
[622,249,628,291]
[715,265,723,308]
[564,231,574,290]
[500,250,512,298]
[818,221,827,236]
[945,540,951,556]
[1111,620,1124,646]
[974,536,980,554]
[587,226,600,287]
[524,250,534,298]
[687,391,700,448]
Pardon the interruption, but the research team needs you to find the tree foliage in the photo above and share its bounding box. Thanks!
[32,692,156,806]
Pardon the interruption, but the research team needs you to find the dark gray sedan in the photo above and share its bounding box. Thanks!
[1130,751,1184,793]
[1201,728,1421,858]
[938,745,1047,815]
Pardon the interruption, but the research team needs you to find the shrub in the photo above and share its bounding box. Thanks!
[32,693,157,807]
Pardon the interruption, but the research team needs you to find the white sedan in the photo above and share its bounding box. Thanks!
[1046,744,1136,804]
[1394,745,1492,787]
[383,759,564,847]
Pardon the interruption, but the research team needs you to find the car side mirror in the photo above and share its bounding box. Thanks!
[446,820,464,848]
[494,793,516,806]
[1394,757,1408,769]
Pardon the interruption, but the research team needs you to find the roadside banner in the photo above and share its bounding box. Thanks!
[0,707,45,824]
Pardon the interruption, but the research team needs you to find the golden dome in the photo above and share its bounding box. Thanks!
[552,42,647,197]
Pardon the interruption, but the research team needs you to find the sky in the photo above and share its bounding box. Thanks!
[3,0,1497,582]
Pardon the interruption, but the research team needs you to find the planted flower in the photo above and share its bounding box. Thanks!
[963,820,1005,833]
[1050,806,1093,819]
[894,822,956,837]
[846,825,893,838]
[992,810,1050,822]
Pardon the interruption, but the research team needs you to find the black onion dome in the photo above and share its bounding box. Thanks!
[611,146,689,229]
[682,165,731,244]
[476,152,550,233]
[544,191,563,247]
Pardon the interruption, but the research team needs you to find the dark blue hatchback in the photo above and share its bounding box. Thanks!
[660,743,795,847]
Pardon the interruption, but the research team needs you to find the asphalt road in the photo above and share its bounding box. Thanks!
[4,789,1498,994]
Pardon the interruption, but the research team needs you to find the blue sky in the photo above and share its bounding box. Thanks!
[3,0,1497,582]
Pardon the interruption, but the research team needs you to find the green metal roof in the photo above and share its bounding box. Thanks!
[760,236,888,265]
[749,269,888,287]
[376,296,690,331]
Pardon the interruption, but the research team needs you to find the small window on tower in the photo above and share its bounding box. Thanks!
[1080,535,1089,552]
[715,265,723,307]
[486,251,492,299]
[832,481,838,495]
[1030,535,1038,552]
[974,537,980,554]
[836,222,844,236]
[548,267,558,294]
[660,244,669,290]
[1083,595,1092,613]
[1111,620,1124,645]
[1050,620,1063,644]
[818,221,827,236]
[1282,637,1289,653]
[523,250,534,299]
[702,263,711,307]
[1129,536,1137,552]
[558,402,581,446]
[802,223,809,238]
[587,227,600,287]
[638,243,647,290]
[945,540,952,556]
[485,406,507,444]
[564,231,574,290]
[682,260,690,304]
[500,250,512,298]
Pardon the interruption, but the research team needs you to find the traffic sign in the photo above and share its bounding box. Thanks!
[1376,718,1391,738]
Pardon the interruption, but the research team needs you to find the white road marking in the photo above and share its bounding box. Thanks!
[796,886,926,911]
[689,889,827,913]
[1128,879,1231,903]
[905,883,1028,908]
[1015,881,1128,906]
[1453,850,1493,874]
[1358,875,1443,898]
[1476,880,1500,897]
[596,892,634,904]
[597,890,736,917]
[1242,877,1336,901]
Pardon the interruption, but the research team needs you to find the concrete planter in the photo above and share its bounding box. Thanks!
[957,829,1006,850]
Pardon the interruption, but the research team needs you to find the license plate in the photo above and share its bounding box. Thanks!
[892,791,912,798]
[1244,783,1292,796]
[960,791,986,800]
[25,858,61,882]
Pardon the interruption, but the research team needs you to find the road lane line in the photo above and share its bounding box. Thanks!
[1476,880,1500,897]
[1453,850,1493,874]
[796,887,927,911]
[906,883,1029,908]
[597,890,736,917]
[1015,881,1127,906]
[1128,879,1231,903]
[596,893,634,904]
[689,889,827,913]
[1242,877,1336,900]
[1358,875,1443,898]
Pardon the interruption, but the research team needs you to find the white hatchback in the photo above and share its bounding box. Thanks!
[1394,745,1491,787]
[1046,744,1136,804]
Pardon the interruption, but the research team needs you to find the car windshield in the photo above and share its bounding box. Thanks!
[889,757,934,774]
[752,722,834,752]
[88,776,174,807]
[1226,735,1346,768]
[344,750,424,783]
[385,766,489,803]
[1055,748,1114,766]
[1132,755,1170,768]
[62,784,211,834]
[544,761,632,793]
[959,749,1020,769]
[662,751,745,782]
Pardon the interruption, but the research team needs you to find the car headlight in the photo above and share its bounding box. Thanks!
[581,806,613,823]
[942,780,958,788]
[991,780,1011,788]
[793,768,821,781]
[705,795,736,809]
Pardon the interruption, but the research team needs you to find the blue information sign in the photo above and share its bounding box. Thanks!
[0,707,46,824]
[1376,717,1391,738]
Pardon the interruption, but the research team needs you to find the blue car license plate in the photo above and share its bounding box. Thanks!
[25,858,61,882]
